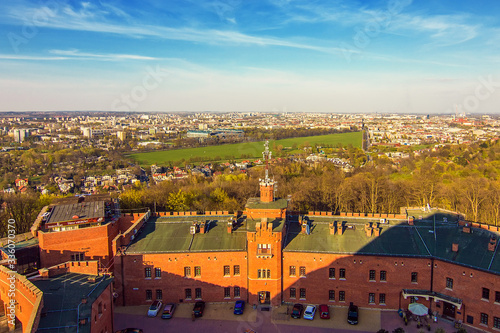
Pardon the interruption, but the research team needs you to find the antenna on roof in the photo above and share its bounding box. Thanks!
[262,140,272,183]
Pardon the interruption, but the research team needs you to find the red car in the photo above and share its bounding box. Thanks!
[319,304,330,319]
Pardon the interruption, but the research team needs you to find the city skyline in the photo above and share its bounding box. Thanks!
[1,0,499,113]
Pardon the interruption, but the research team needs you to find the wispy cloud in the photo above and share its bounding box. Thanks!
[0,50,157,62]
[49,49,158,61]
[1,1,358,56]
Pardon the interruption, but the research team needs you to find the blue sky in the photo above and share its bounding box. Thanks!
[0,0,499,113]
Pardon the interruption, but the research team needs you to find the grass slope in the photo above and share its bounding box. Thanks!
[129,131,362,166]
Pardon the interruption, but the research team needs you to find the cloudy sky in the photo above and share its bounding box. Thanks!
[0,0,499,113]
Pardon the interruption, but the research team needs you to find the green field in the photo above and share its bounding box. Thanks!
[129,131,362,166]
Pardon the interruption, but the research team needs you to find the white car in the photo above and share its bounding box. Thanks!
[303,305,316,320]
[147,300,162,317]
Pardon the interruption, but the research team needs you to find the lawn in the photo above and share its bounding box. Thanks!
[128,131,362,166]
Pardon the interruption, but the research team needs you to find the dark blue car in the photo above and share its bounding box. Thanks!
[234,300,245,315]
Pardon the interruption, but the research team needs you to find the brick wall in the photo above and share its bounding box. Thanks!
[282,253,432,310]
[0,266,43,332]
[90,283,114,333]
[433,260,499,331]
[114,251,248,306]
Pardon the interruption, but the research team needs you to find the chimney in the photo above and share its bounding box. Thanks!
[374,227,381,237]
[488,236,497,252]
[452,243,459,252]
[408,216,414,226]
[199,221,206,234]
[329,221,335,235]
[462,223,471,233]
[39,268,49,279]
[227,218,233,234]
[301,218,309,235]
[337,221,344,235]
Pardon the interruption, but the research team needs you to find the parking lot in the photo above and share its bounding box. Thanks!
[114,303,469,333]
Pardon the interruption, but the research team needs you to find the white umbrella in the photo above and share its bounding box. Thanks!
[408,303,428,316]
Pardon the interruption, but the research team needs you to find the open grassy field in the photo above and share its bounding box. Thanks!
[128,131,362,166]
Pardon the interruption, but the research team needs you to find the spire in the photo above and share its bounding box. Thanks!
[262,140,272,184]
[259,141,275,203]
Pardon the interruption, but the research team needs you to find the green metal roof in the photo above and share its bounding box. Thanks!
[32,273,113,333]
[126,216,247,253]
[283,213,500,275]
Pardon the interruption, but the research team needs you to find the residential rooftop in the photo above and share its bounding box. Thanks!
[31,272,113,333]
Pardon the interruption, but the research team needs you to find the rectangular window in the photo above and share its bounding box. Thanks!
[156,289,162,300]
[155,267,161,278]
[467,315,474,325]
[329,268,335,279]
[185,288,192,299]
[299,266,306,277]
[446,277,453,289]
[234,287,240,298]
[482,288,490,300]
[195,288,202,299]
[290,288,296,298]
[267,269,271,279]
[480,313,488,325]
[224,265,230,276]
[258,269,262,279]
[496,291,500,303]
[194,266,201,277]
[410,296,417,303]
[234,265,240,276]
[411,272,418,283]
[145,267,151,278]
[380,270,387,281]
[369,270,376,281]
[379,293,386,304]
[98,302,103,315]
[339,268,346,279]
[71,253,85,261]
[184,266,191,277]
[299,288,306,299]
[493,317,500,329]
[224,287,231,298]
[329,290,335,301]
[289,266,296,277]
[339,291,345,301]
[146,289,152,300]
[369,293,375,304]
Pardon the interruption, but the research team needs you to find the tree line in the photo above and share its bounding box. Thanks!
[119,140,500,226]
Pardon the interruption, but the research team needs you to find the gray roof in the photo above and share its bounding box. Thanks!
[126,216,247,254]
[47,201,105,223]
[33,273,113,333]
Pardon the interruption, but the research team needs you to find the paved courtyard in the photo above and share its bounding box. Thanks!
[114,303,482,333]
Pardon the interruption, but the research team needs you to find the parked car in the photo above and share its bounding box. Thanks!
[291,303,304,319]
[319,304,330,319]
[161,303,176,319]
[303,305,316,320]
[147,300,162,317]
[192,301,206,318]
[115,329,143,333]
[234,300,245,315]
[347,302,359,325]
